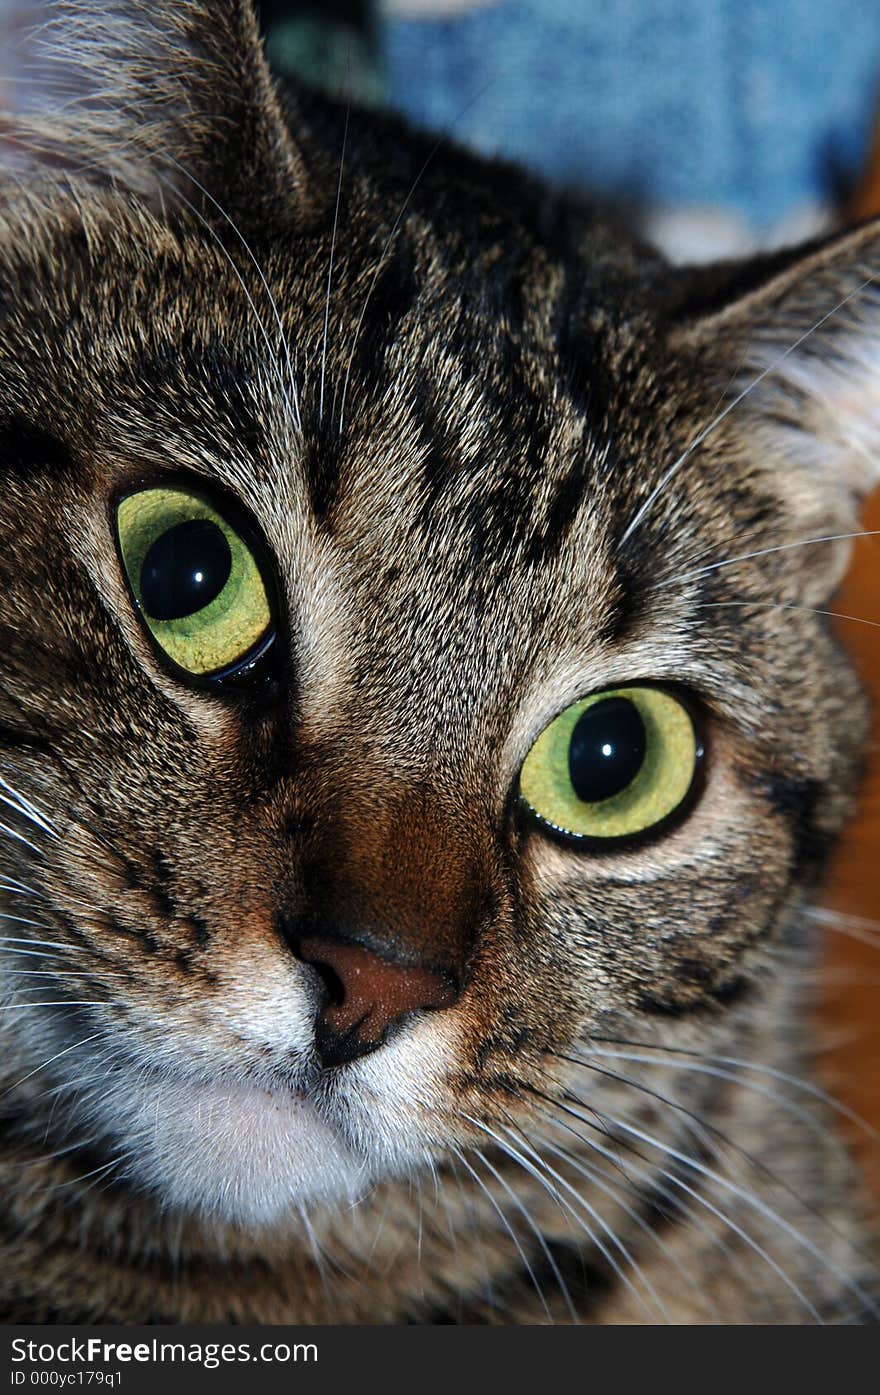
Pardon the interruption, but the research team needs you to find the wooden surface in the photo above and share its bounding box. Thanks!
[819,489,880,1201]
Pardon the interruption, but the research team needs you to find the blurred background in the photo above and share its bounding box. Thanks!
[1,0,879,1195]
[264,0,880,256]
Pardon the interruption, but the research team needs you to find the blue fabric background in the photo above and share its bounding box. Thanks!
[385,0,880,229]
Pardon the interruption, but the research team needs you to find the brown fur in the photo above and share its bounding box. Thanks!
[0,1,878,1323]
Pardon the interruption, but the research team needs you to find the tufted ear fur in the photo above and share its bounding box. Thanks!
[0,0,308,225]
[670,222,880,541]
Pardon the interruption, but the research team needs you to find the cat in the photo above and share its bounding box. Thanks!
[0,0,878,1324]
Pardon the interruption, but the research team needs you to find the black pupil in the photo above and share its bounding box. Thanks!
[568,696,647,803]
[139,519,232,622]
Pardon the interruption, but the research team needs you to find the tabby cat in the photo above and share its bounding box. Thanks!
[0,0,878,1324]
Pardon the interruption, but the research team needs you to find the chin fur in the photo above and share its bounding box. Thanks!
[104,1072,374,1226]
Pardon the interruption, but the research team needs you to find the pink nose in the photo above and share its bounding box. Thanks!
[297,937,459,1066]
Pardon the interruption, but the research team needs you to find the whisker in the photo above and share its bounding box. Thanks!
[557,1043,880,1277]
[2,969,123,982]
[0,945,69,963]
[0,876,39,896]
[337,79,495,435]
[0,1127,107,1172]
[149,171,297,433]
[0,1000,103,1013]
[413,1174,426,1293]
[297,1205,338,1308]
[319,100,349,428]
[0,774,58,838]
[0,915,57,931]
[154,154,301,432]
[526,1122,730,1320]
[694,599,880,632]
[585,1036,880,1147]
[556,1046,843,1232]
[619,267,880,548]
[560,1046,880,1277]
[364,1184,394,1265]
[567,1045,856,1167]
[470,1141,579,1323]
[676,528,880,585]
[38,1153,125,1196]
[809,907,880,952]
[451,1143,554,1321]
[0,819,44,857]
[466,1113,667,1322]
[530,1085,823,1321]
[564,1086,876,1319]
[529,1104,758,1311]
[0,935,91,955]
[443,1153,494,1313]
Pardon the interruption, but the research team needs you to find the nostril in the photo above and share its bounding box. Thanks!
[305,955,345,1008]
[277,917,344,1006]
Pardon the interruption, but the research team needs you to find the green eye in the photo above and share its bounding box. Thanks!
[116,486,273,679]
[519,686,702,843]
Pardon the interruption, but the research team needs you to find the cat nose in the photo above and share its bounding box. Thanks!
[297,936,459,1067]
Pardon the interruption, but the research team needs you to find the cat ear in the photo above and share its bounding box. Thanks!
[669,220,880,525]
[0,0,308,223]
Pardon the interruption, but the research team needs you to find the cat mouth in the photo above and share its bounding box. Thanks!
[44,997,420,1217]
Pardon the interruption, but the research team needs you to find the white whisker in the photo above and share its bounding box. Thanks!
[678,528,880,585]
[319,102,349,428]
[543,1095,821,1321]
[155,154,302,433]
[337,80,494,435]
[550,1121,770,1318]
[0,1000,103,1013]
[466,1113,668,1322]
[0,774,59,838]
[584,1037,880,1146]
[470,1142,579,1323]
[572,1045,861,1164]
[0,1030,105,1103]
[619,268,880,548]
[451,1143,553,1322]
[571,1093,877,1319]
[0,935,90,954]
[0,820,44,857]
[695,599,880,632]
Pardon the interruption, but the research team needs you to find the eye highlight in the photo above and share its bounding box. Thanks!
[116,486,274,680]
[519,686,703,844]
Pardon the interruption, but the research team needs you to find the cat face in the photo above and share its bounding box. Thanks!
[0,1,877,1228]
